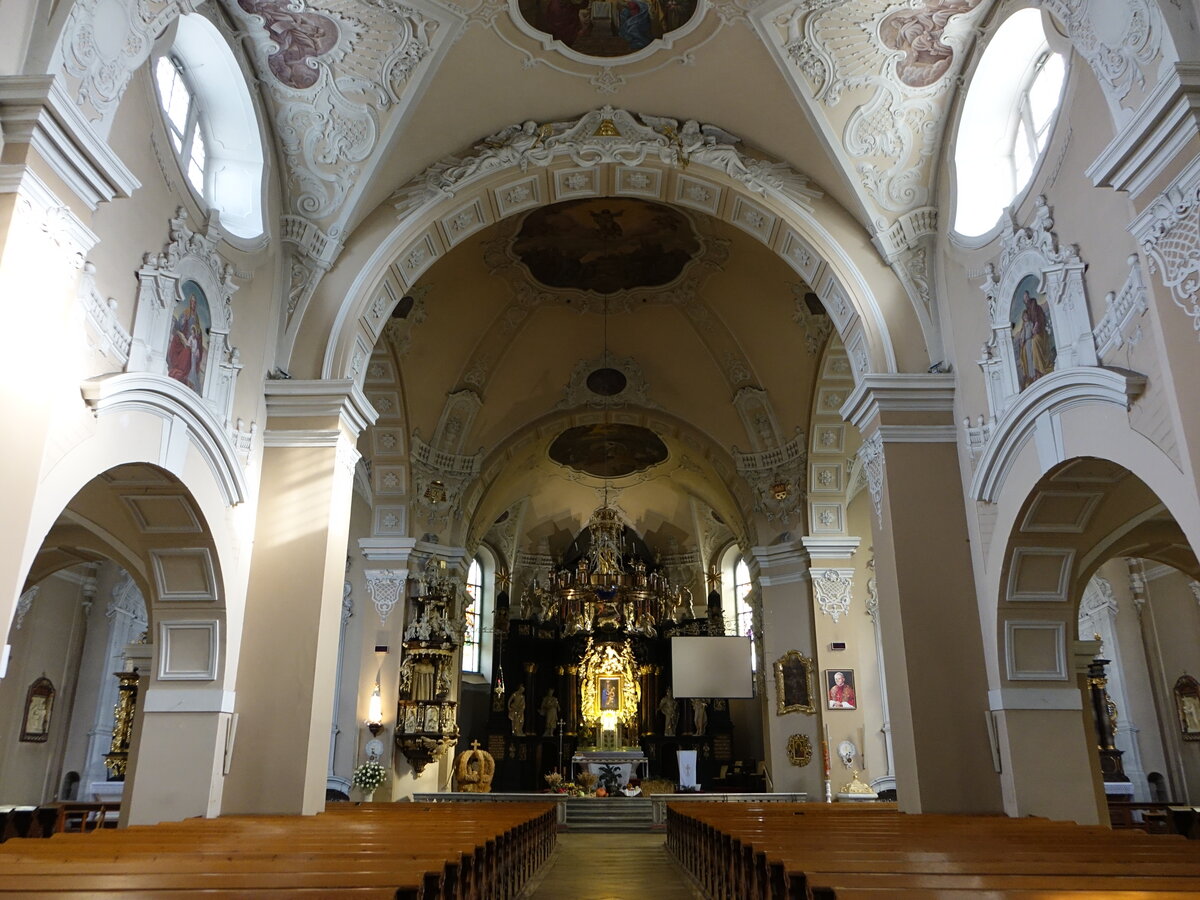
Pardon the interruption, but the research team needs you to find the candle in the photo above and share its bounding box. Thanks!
[857,725,865,771]
[822,722,831,775]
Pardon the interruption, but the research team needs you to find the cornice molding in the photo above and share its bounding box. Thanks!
[264,378,379,437]
[0,76,139,209]
[840,373,956,432]
[801,536,861,559]
[1087,65,1200,198]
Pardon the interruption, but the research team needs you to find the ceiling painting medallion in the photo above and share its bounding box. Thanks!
[513,198,700,294]
[515,0,699,57]
[549,424,668,478]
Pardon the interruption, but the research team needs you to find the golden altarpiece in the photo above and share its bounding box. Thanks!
[484,505,735,790]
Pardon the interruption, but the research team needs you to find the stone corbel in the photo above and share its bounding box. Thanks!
[282,216,344,323]
[364,569,406,626]
[811,568,854,624]
[872,207,942,364]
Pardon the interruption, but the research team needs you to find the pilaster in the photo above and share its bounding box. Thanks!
[840,375,1004,814]
[747,540,816,795]
[223,381,376,815]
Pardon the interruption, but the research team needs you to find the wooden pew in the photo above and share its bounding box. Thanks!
[665,800,1200,900]
[0,800,556,900]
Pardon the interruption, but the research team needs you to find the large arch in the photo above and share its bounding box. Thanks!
[289,109,928,386]
[990,452,1199,821]
[11,459,235,824]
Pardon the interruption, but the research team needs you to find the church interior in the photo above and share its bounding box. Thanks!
[4,0,1200,887]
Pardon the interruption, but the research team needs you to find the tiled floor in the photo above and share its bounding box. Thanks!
[522,832,704,899]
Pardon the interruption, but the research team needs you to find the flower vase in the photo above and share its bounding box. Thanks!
[363,790,375,803]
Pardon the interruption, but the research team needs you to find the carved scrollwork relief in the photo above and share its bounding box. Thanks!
[812,568,853,623]
[1132,161,1200,341]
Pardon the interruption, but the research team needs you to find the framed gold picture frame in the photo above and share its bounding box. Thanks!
[1175,675,1200,742]
[773,650,815,715]
[20,676,55,743]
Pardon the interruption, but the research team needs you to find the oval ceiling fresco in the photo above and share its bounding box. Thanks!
[548,423,669,478]
[515,0,699,57]
[513,198,700,294]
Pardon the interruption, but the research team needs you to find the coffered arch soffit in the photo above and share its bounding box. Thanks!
[311,107,918,387]
[994,458,1199,688]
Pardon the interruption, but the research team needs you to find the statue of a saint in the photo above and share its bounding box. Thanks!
[508,684,526,736]
[659,687,678,737]
[692,697,708,735]
[539,688,560,736]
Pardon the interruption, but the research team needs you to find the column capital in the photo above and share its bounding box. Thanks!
[264,378,378,437]
[0,75,140,210]
[801,536,861,560]
[748,539,810,586]
[358,537,419,564]
[840,373,957,441]
[1087,64,1200,199]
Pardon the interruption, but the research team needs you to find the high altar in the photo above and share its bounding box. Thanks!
[484,504,734,790]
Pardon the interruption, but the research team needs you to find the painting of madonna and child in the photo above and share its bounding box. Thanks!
[518,0,698,56]
[1009,274,1057,390]
[167,279,211,395]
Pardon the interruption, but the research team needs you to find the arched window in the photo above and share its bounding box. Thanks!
[462,557,484,674]
[152,15,265,239]
[154,56,206,195]
[733,557,756,672]
[952,9,1067,238]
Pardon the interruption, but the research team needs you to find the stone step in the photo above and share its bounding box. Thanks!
[563,798,655,832]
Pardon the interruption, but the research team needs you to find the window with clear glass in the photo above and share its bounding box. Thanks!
[151,14,264,239]
[154,56,207,195]
[952,9,1067,237]
[462,558,483,673]
[1011,50,1066,192]
[734,557,755,671]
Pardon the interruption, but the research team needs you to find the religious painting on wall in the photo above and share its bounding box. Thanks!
[599,676,621,710]
[826,669,857,710]
[1009,273,1056,390]
[513,198,700,294]
[515,0,699,57]
[20,676,54,742]
[1175,675,1200,742]
[167,279,211,394]
[774,650,816,716]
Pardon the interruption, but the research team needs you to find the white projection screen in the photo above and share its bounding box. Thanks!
[671,636,754,698]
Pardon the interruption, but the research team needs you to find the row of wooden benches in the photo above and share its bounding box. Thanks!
[1,802,119,842]
[664,800,1200,900]
[0,800,556,899]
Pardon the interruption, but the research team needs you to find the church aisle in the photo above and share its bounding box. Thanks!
[522,832,704,899]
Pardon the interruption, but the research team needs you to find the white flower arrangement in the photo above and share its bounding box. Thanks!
[352,760,387,793]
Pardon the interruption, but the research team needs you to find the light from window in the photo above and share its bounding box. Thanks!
[154,56,206,195]
[462,558,483,673]
[734,558,755,672]
[953,9,1066,237]
[1012,51,1065,190]
[153,14,265,239]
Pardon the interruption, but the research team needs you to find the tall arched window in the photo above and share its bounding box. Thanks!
[462,557,483,674]
[154,56,206,194]
[151,15,265,239]
[952,9,1067,238]
[733,557,756,672]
